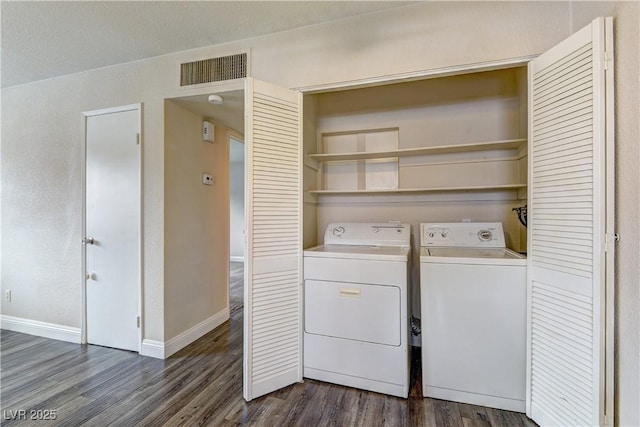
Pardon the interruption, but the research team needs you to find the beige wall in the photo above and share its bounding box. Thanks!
[1,2,637,423]
[163,101,230,341]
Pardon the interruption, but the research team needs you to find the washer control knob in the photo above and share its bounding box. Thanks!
[332,226,345,237]
[428,232,435,238]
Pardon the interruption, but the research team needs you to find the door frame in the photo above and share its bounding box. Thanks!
[81,103,144,350]
[293,55,536,94]
[227,130,245,264]
[227,129,245,314]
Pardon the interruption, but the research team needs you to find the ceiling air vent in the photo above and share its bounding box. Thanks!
[180,53,247,86]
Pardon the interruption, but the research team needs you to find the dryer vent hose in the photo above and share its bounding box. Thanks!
[411,316,421,336]
[512,205,528,228]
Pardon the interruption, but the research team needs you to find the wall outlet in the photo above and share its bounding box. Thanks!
[5,290,11,302]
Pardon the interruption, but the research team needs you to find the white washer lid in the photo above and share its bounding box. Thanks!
[420,246,526,266]
[427,247,524,259]
[304,244,410,262]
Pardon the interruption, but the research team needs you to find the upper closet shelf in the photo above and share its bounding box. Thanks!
[308,138,526,162]
[309,184,527,195]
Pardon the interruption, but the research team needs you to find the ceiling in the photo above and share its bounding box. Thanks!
[170,89,246,135]
[1,1,415,88]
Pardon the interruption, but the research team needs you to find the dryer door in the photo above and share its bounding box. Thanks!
[305,280,401,346]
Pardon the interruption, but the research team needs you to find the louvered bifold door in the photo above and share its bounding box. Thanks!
[243,78,303,401]
[527,17,614,427]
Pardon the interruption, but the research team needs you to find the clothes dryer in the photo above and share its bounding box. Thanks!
[304,222,411,397]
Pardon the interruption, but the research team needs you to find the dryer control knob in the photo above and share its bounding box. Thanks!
[332,226,345,237]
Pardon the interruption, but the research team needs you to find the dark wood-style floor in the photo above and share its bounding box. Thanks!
[1,262,537,426]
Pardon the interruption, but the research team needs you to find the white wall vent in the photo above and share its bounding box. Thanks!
[180,53,247,86]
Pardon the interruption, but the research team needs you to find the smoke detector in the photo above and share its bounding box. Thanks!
[208,94,223,105]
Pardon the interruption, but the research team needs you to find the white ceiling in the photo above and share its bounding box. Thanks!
[1,1,415,88]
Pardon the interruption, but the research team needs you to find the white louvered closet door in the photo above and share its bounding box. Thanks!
[527,17,614,427]
[243,78,303,401]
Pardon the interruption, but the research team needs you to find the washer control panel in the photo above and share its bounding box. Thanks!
[420,223,506,248]
[325,222,410,246]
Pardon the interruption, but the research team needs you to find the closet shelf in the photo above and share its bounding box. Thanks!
[308,184,527,195]
[308,138,526,162]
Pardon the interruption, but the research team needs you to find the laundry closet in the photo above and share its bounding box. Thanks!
[301,66,530,305]
[162,17,612,427]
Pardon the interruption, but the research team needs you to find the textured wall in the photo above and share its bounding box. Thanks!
[1,60,172,339]
[2,85,83,326]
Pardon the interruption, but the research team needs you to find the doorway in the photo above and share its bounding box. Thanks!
[163,87,245,354]
[83,104,142,352]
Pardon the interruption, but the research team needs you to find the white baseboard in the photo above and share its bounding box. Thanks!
[0,315,81,344]
[165,307,230,357]
[140,339,166,359]
[139,307,230,359]
[230,256,245,262]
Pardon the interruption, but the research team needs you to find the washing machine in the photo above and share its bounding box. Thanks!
[303,222,411,398]
[420,222,526,412]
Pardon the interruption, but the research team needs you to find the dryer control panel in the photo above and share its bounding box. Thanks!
[325,222,410,247]
[420,222,506,248]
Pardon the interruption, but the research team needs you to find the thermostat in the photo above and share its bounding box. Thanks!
[203,121,214,142]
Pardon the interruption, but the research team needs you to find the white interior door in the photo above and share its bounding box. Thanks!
[243,78,303,401]
[85,105,141,352]
[527,17,614,426]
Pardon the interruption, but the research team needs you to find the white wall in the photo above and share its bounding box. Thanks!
[229,138,245,261]
[1,2,637,422]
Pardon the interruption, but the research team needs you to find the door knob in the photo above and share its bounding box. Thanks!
[86,272,97,280]
[82,237,95,245]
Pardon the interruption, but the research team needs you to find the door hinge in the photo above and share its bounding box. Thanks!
[137,316,141,328]
[136,133,140,145]
[603,51,611,70]
[605,233,620,252]
[607,232,620,243]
